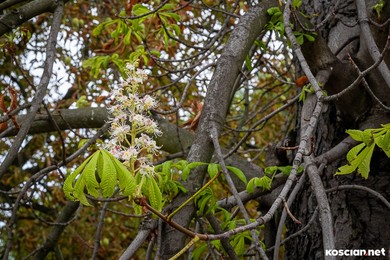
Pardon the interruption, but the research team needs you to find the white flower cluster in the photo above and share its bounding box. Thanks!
[105,61,161,176]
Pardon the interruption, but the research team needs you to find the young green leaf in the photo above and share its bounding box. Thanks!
[361,129,374,145]
[346,143,366,162]
[357,143,375,179]
[105,151,136,196]
[82,151,100,198]
[191,243,207,260]
[63,155,93,200]
[277,165,292,175]
[246,178,256,193]
[146,176,163,212]
[73,176,91,206]
[182,162,207,181]
[226,166,247,184]
[207,163,220,178]
[264,166,278,175]
[162,160,173,176]
[232,234,246,256]
[132,4,151,16]
[100,151,117,197]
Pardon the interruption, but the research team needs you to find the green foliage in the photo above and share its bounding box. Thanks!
[196,187,217,215]
[293,31,317,45]
[298,84,314,102]
[336,123,390,179]
[266,6,316,45]
[83,2,181,79]
[63,149,136,206]
[227,166,247,184]
[266,7,284,36]
[246,165,303,193]
[372,0,385,18]
[82,54,130,78]
[230,230,253,256]
[143,175,163,211]
[75,95,89,108]
[192,243,208,260]
[154,161,188,200]
[293,0,302,9]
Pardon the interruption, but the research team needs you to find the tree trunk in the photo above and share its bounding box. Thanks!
[285,0,390,258]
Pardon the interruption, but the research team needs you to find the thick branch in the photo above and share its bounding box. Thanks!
[2,107,262,190]
[356,0,390,89]
[160,1,277,258]
[0,0,69,36]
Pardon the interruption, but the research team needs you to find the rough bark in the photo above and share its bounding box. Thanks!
[284,1,390,259]
[159,1,277,258]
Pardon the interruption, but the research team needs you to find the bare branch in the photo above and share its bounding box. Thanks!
[32,202,80,259]
[273,172,307,259]
[2,122,110,260]
[356,0,390,89]
[92,201,110,260]
[119,219,157,260]
[0,0,65,179]
[210,124,268,259]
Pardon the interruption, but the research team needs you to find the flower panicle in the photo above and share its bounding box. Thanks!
[104,60,161,177]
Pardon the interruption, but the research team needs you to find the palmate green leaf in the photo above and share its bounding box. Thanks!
[336,143,375,178]
[231,233,246,256]
[267,7,281,16]
[264,166,278,175]
[255,176,272,190]
[164,180,178,198]
[132,4,151,16]
[246,175,272,193]
[63,155,93,200]
[100,151,117,197]
[159,12,181,22]
[96,152,104,180]
[277,165,293,175]
[226,166,247,184]
[92,19,115,37]
[132,200,143,215]
[246,178,256,193]
[375,130,390,157]
[335,163,357,176]
[73,175,92,206]
[145,176,163,212]
[123,29,132,45]
[346,142,366,162]
[357,143,375,179]
[345,129,363,142]
[102,150,136,196]
[174,159,188,170]
[245,55,253,71]
[162,160,173,176]
[159,3,176,11]
[82,151,100,198]
[196,188,214,215]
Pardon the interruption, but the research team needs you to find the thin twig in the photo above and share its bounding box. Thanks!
[0,0,64,178]
[210,123,268,260]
